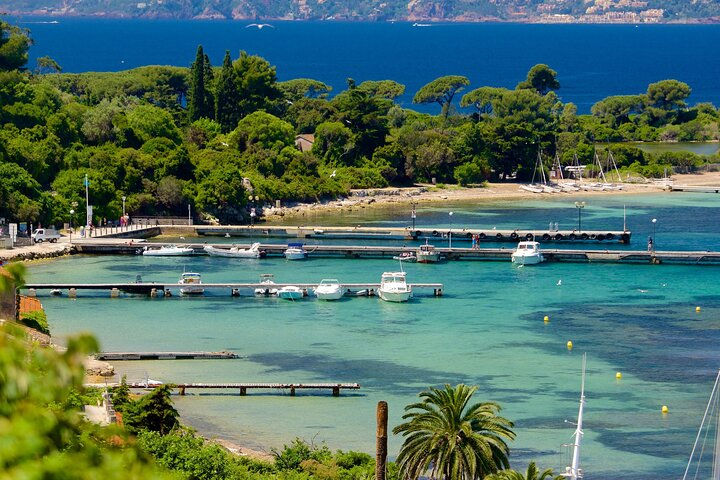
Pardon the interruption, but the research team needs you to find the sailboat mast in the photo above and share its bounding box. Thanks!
[568,353,586,480]
[683,370,720,480]
[713,373,720,480]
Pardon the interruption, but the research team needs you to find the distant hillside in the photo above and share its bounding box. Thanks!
[3,0,720,23]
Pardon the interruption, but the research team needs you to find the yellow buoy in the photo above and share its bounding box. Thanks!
[566,340,573,350]
[661,405,669,414]
[543,315,550,323]
[616,372,622,380]
[696,306,701,313]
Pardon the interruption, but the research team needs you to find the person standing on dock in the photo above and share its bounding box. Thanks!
[648,236,654,252]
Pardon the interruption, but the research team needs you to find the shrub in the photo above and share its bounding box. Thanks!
[20,309,50,335]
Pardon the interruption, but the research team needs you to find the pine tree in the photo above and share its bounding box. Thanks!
[215,50,240,132]
[201,53,215,119]
[187,45,205,122]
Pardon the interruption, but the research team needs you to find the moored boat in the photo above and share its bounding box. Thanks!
[511,241,545,265]
[315,279,344,300]
[142,244,194,256]
[203,242,264,258]
[392,252,417,263]
[378,271,412,302]
[254,274,278,296]
[277,285,304,300]
[284,243,308,260]
[178,272,204,295]
[416,243,440,263]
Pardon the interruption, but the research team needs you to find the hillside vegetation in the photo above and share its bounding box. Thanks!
[1,19,719,227]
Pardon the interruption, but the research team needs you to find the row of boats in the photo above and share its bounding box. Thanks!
[142,242,308,260]
[178,271,414,302]
[146,240,544,266]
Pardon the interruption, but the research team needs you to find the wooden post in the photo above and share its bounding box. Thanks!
[376,401,388,480]
[332,386,340,397]
[179,387,186,396]
[290,386,296,396]
[240,387,246,396]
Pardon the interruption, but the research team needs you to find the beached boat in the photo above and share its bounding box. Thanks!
[277,285,304,300]
[284,243,308,260]
[315,279,344,301]
[378,271,412,302]
[203,242,264,258]
[392,251,417,262]
[416,243,441,263]
[254,274,278,296]
[178,272,204,295]
[511,241,545,265]
[142,244,194,256]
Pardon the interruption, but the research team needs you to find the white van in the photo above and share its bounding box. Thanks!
[32,228,62,243]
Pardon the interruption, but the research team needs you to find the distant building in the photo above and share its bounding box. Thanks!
[295,134,315,153]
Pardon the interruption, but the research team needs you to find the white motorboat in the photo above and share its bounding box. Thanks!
[178,272,204,295]
[315,279,344,301]
[416,242,440,263]
[392,252,417,263]
[378,271,412,303]
[511,241,545,265]
[277,285,304,300]
[284,243,308,260]
[203,242,264,258]
[142,244,194,256]
[254,274,278,296]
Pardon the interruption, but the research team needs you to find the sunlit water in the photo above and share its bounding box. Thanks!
[29,193,720,479]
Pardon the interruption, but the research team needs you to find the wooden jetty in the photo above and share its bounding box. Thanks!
[97,351,238,360]
[128,382,360,397]
[670,184,720,194]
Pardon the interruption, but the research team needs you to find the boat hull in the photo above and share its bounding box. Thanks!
[204,244,261,258]
[378,289,412,302]
[278,287,304,300]
[416,253,440,263]
[143,248,194,256]
[511,253,544,265]
[315,286,344,300]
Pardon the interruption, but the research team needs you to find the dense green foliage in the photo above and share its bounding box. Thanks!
[19,309,50,334]
[0,324,174,478]
[0,19,718,227]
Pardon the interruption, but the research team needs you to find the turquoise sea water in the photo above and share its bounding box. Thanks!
[29,193,720,479]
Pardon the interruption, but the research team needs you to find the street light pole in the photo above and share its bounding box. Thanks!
[652,218,657,252]
[411,203,416,231]
[575,201,586,232]
[122,196,126,217]
[448,211,454,249]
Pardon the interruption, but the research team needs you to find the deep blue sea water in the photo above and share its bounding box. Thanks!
[28,193,720,479]
[15,19,720,113]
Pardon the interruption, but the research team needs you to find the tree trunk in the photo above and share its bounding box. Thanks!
[376,401,388,480]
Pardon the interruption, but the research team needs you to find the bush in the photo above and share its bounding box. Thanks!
[20,309,50,335]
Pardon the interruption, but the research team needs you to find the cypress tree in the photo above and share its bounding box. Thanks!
[201,53,215,120]
[215,50,240,132]
[188,45,205,122]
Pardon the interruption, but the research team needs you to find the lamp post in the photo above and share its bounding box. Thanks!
[651,218,657,252]
[249,195,258,226]
[122,196,126,217]
[574,201,586,232]
[411,202,416,231]
[448,211,454,249]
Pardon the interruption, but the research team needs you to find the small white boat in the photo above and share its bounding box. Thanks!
[142,244,194,256]
[378,271,412,303]
[50,288,62,296]
[416,242,440,263]
[315,279,344,301]
[511,241,545,265]
[178,272,204,295]
[203,242,264,258]
[392,252,417,263]
[277,286,304,300]
[254,274,278,296]
[284,243,308,260]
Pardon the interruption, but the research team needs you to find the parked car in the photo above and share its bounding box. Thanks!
[31,228,62,243]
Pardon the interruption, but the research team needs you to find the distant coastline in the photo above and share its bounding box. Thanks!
[4,11,719,25]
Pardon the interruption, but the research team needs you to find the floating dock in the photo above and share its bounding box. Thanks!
[129,382,360,397]
[97,351,239,360]
[670,184,720,194]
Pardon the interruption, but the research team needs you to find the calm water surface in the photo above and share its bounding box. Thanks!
[28,193,720,479]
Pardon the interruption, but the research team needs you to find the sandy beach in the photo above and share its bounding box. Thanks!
[264,172,720,220]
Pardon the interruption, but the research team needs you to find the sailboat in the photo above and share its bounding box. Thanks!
[521,150,559,194]
[562,353,586,479]
[553,152,580,192]
[683,369,720,479]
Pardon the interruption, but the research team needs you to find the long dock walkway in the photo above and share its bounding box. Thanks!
[97,351,239,360]
[670,184,720,193]
[128,382,360,397]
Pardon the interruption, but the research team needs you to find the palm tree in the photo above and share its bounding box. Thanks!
[392,383,515,480]
[484,461,563,480]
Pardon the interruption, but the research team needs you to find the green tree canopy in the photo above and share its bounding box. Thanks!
[215,50,240,132]
[460,86,509,115]
[646,79,691,111]
[0,20,31,71]
[357,80,406,99]
[516,64,560,96]
[591,95,646,127]
[279,78,332,101]
[485,462,563,480]
[393,384,515,480]
[413,75,470,118]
